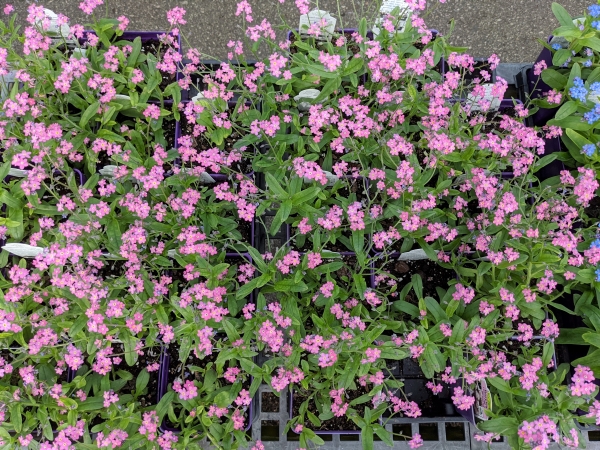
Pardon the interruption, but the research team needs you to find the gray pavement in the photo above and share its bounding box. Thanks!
[6,0,592,62]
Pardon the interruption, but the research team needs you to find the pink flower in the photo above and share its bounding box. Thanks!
[318,51,342,72]
[117,15,129,31]
[3,4,13,15]
[167,7,187,26]
[409,434,424,449]
[79,0,103,15]
[144,104,161,120]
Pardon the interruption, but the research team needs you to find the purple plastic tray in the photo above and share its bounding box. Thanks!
[80,31,183,98]
[527,37,556,127]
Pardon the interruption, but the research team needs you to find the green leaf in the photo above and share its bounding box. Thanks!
[156,391,174,420]
[362,426,374,450]
[136,369,150,392]
[78,395,105,412]
[556,327,590,345]
[540,69,568,90]
[581,37,600,53]
[236,275,262,299]
[106,217,122,249]
[315,77,340,103]
[270,200,292,235]
[554,101,577,120]
[80,101,100,128]
[122,335,138,366]
[478,417,519,435]
[127,36,142,67]
[552,2,573,27]
[582,332,600,348]
[214,391,231,408]
[566,128,592,157]
[266,173,288,199]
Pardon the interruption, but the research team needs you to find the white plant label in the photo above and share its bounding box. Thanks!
[98,165,118,178]
[199,172,217,184]
[2,244,45,258]
[37,9,71,38]
[589,90,600,105]
[467,84,501,112]
[324,171,339,186]
[302,171,338,186]
[397,249,435,261]
[0,71,16,103]
[294,89,322,112]
[7,168,29,178]
[373,0,410,37]
[380,0,411,19]
[299,10,337,42]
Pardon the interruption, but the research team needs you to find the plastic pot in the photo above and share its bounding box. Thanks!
[157,343,256,433]
[452,336,557,428]
[174,100,255,178]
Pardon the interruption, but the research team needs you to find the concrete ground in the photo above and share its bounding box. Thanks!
[7,0,591,62]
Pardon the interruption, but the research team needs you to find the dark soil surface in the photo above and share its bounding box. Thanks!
[262,391,280,412]
[179,117,253,174]
[374,258,455,305]
[585,196,600,220]
[292,384,370,432]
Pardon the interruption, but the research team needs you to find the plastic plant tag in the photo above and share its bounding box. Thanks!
[178,168,216,183]
[589,90,600,104]
[294,89,322,112]
[466,84,501,112]
[0,71,15,103]
[2,244,45,258]
[373,0,411,37]
[191,91,212,108]
[98,165,118,178]
[379,0,411,19]
[72,47,87,58]
[472,379,492,421]
[550,17,584,49]
[299,10,336,42]
[7,169,29,178]
[323,171,339,186]
[37,9,71,38]
[397,249,435,261]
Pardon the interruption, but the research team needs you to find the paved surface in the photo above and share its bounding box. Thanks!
[7,0,592,62]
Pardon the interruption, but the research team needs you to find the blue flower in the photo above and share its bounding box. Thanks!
[585,48,594,57]
[589,4,600,17]
[583,144,596,156]
[593,20,600,30]
[570,77,589,101]
[585,104,600,124]
[596,267,600,282]
[591,238,600,249]
[552,43,562,51]
[591,82,600,91]
[585,59,593,67]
